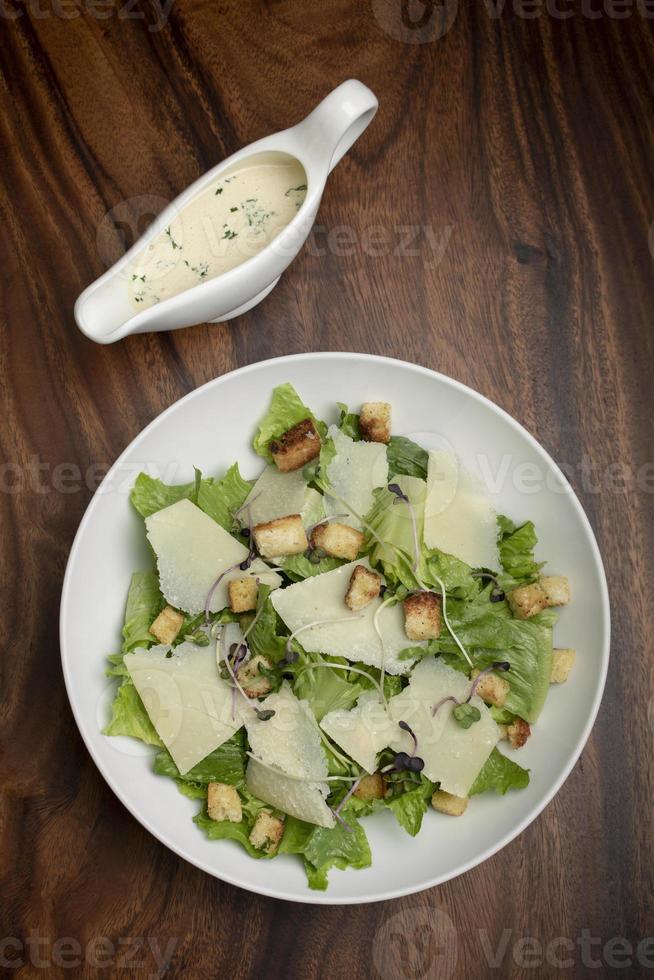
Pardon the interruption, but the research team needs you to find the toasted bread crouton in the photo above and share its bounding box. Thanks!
[270,418,321,473]
[228,576,259,614]
[345,564,382,611]
[359,402,391,443]
[207,782,242,823]
[432,790,468,816]
[539,575,570,607]
[353,773,386,800]
[236,654,273,698]
[253,514,308,558]
[311,522,364,561]
[149,605,184,645]
[551,648,576,683]
[507,582,547,620]
[403,592,441,640]
[471,669,510,708]
[497,724,509,741]
[249,810,284,854]
[507,718,531,749]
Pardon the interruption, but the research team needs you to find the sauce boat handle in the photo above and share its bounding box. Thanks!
[291,79,378,174]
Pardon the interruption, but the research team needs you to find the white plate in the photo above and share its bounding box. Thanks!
[60,352,610,904]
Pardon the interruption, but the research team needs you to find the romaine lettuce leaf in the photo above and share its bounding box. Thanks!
[435,587,556,722]
[279,803,372,890]
[253,383,327,462]
[154,730,246,786]
[194,806,270,859]
[387,436,429,479]
[276,552,345,581]
[386,778,435,836]
[293,656,364,722]
[103,680,162,746]
[130,464,251,532]
[121,570,164,653]
[497,515,543,587]
[243,585,289,665]
[469,747,530,795]
[336,402,361,440]
[196,463,251,530]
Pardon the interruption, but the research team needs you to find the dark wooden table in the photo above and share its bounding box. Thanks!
[1,3,653,978]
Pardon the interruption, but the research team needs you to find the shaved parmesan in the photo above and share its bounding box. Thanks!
[324,426,388,529]
[423,450,499,570]
[245,683,335,828]
[388,658,500,796]
[146,498,281,614]
[241,466,321,527]
[124,642,244,775]
[270,559,424,675]
[321,691,395,773]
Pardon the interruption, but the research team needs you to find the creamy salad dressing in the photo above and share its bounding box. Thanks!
[128,155,307,311]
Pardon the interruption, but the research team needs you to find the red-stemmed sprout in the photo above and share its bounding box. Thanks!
[383,720,425,775]
[431,661,511,719]
[204,560,245,621]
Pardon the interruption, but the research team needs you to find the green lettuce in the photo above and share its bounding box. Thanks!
[387,436,429,479]
[497,515,543,587]
[154,730,246,787]
[130,464,251,531]
[103,681,162,746]
[279,803,372,890]
[436,587,556,722]
[470,747,530,795]
[121,570,164,653]
[386,778,435,836]
[194,795,275,860]
[276,552,345,581]
[196,463,252,530]
[253,383,327,462]
[336,402,361,440]
[130,473,196,517]
[293,656,364,722]
[243,586,289,665]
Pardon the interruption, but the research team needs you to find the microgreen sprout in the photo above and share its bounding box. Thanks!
[185,629,211,646]
[306,513,349,538]
[204,559,243,621]
[452,703,481,729]
[431,661,510,719]
[398,719,418,755]
[467,661,510,701]
[372,594,397,703]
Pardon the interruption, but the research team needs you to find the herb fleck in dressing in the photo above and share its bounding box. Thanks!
[128,157,307,311]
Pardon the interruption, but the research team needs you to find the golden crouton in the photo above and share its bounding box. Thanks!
[249,810,284,854]
[353,773,386,800]
[311,522,364,561]
[507,718,531,749]
[149,605,184,645]
[344,564,382,611]
[539,575,570,607]
[507,582,547,619]
[253,514,308,558]
[207,782,242,823]
[403,592,441,640]
[551,648,576,683]
[236,654,273,698]
[431,790,468,816]
[228,577,259,614]
[471,669,510,709]
[359,402,391,443]
[270,418,321,473]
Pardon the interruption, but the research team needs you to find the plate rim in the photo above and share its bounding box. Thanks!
[59,351,611,905]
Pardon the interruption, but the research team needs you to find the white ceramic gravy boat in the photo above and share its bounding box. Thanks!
[75,79,377,344]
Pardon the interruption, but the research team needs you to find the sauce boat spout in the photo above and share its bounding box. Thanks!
[74,80,377,344]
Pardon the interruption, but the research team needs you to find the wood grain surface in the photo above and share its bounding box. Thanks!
[1,2,653,978]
